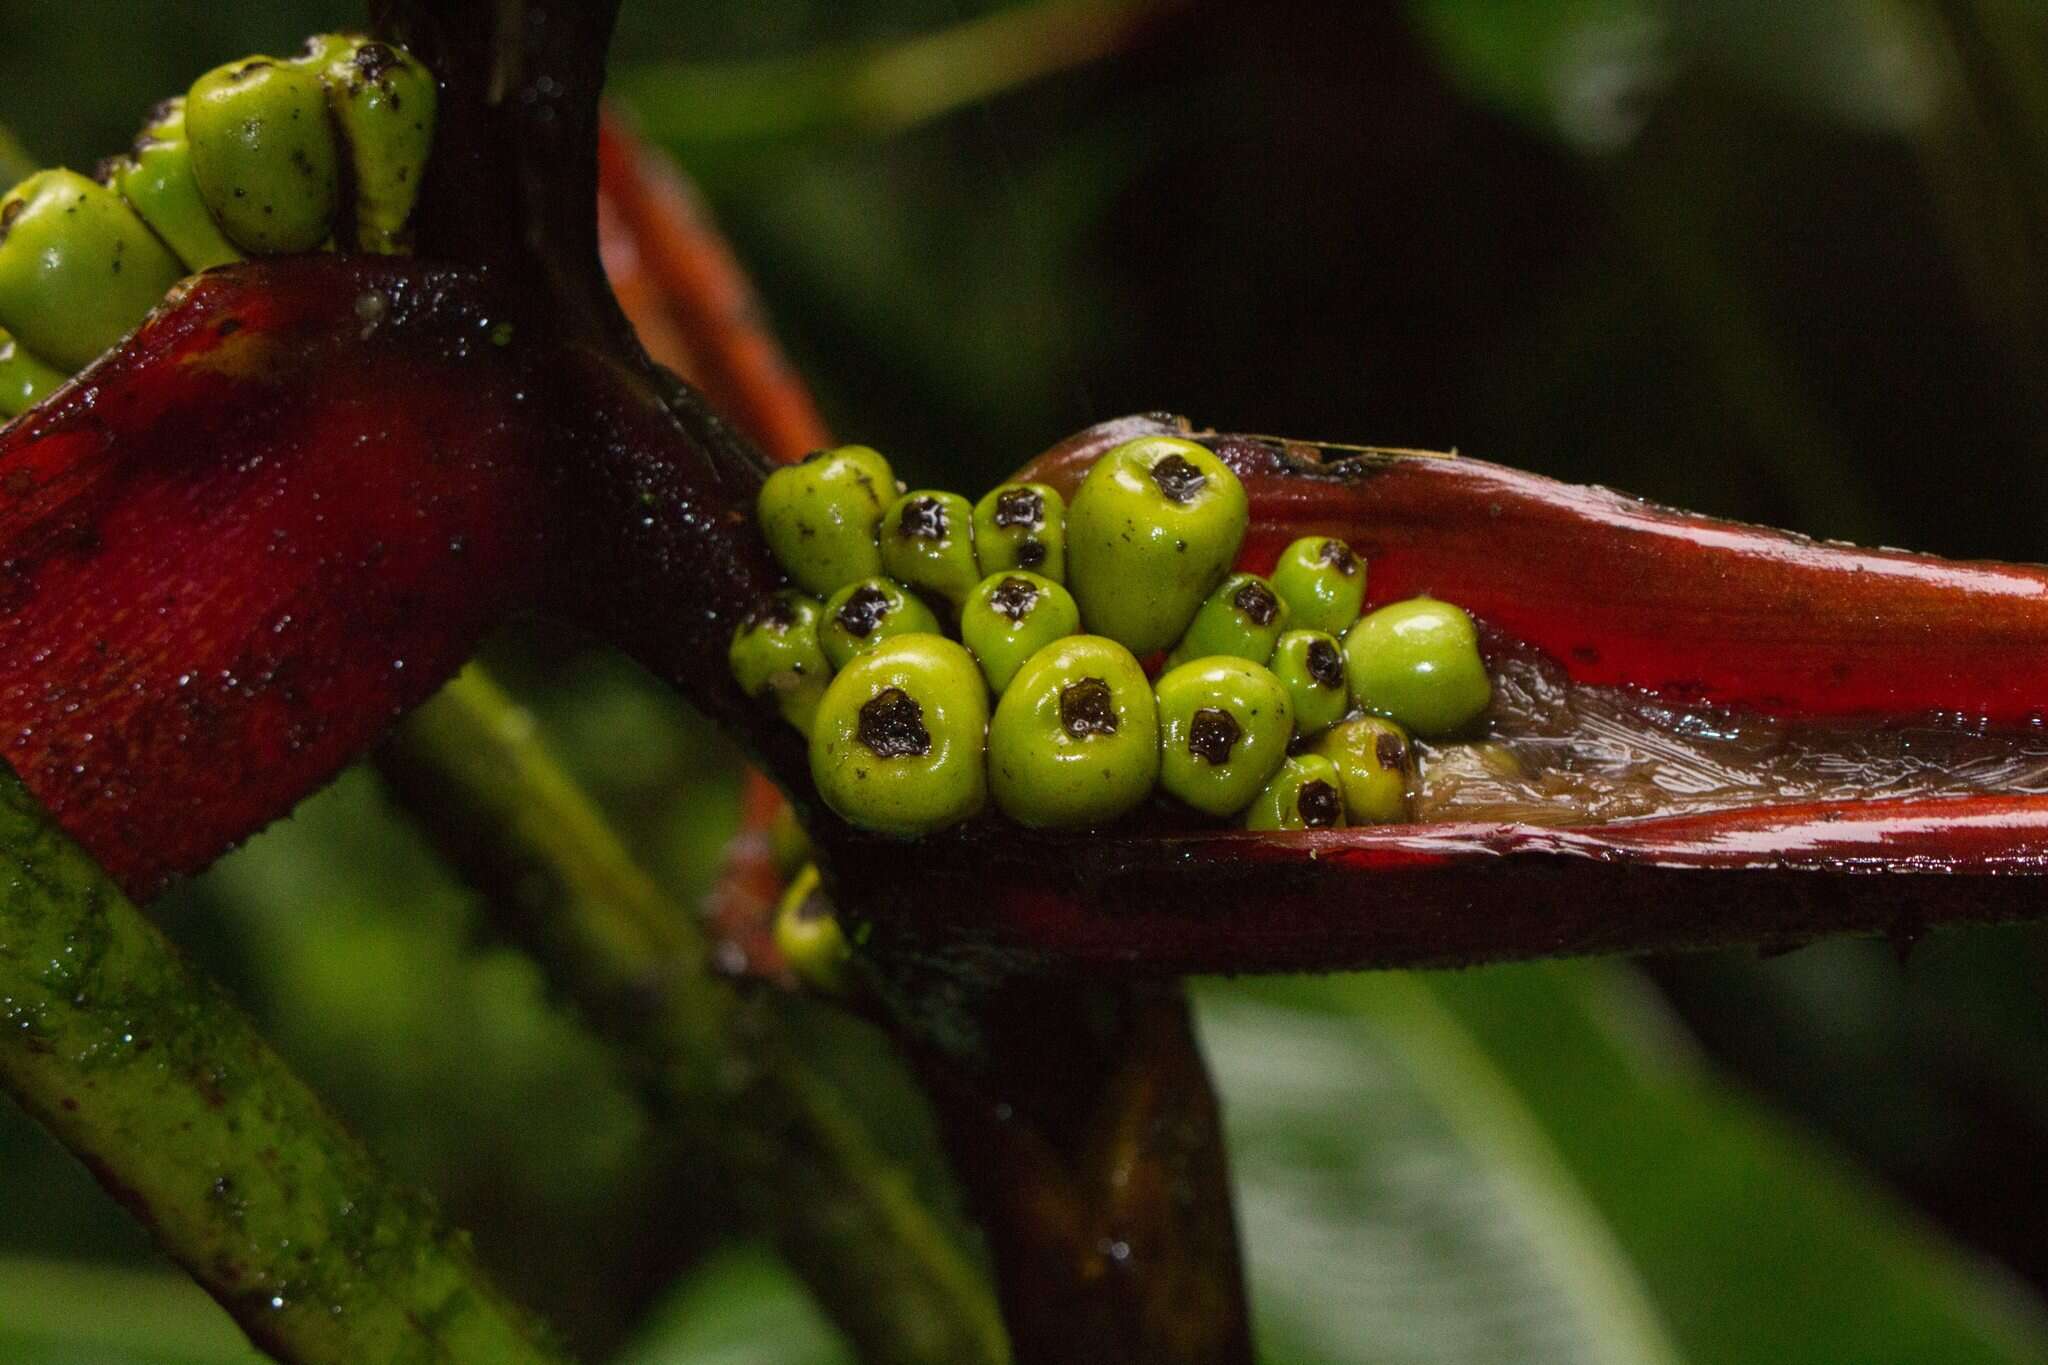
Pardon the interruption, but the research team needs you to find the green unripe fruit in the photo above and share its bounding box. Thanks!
[973,482,1065,581]
[1167,573,1289,667]
[811,635,988,838]
[1155,656,1293,818]
[768,803,812,880]
[880,490,979,611]
[988,635,1158,829]
[111,100,245,272]
[820,577,942,670]
[0,170,184,372]
[1269,536,1365,636]
[757,445,895,597]
[1067,436,1249,656]
[0,329,66,417]
[1310,716,1413,824]
[960,571,1081,693]
[187,55,341,254]
[319,36,436,254]
[729,590,832,736]
[1244,754,1348,832]
[1269,629,1349,739]
[1343,596,1492,738]
[774,865,853,997]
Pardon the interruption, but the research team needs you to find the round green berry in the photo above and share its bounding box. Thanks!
[1244,754,1348,831]
[973,482,1065,581]
[187,55,341,255]
[756,445,896,597]
[1269,536,1365,636]
[729,591,832,736]
[110,99,245,272]
[1343,597,1492,738]
[1310,716,1413,824]
[811,635,988,838]
[988,635,1158,829]
[0,170,184,373]
[880,490,980,611]
[318,36,436,254]
[1269,629,1349,739]
[1067,436,1249,656]
[0,328,65,418]
[960,571,1082,693]
[1167,573,1290,667]
[1155,656,1293,818]
[820,577,942,670]
[774,864,853,997]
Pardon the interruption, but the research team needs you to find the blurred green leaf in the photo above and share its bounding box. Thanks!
[616,1246,852,1365]
[0,1257,265,1364]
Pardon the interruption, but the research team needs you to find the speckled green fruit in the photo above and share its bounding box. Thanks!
[1269,630,1348,738]
[729,590,832,736]
[960,571,1081,693]
[811,635,988,837]
[757,445,896,597]
[1167,573,1289,667]
[880,490,979,610]
[320,37,436,253]
[774,865,853,996]
[0,329,65,417]
[1155,656,1293,818]
[1244,754,1348,831]
[1270,536,1365,636]
[0,170,184,372]
[1310,716,1413,824]
[1343,596,1492,737]
[988,635,1158,829]
[973,483,1065,581]
[111,100,245,272]
[1067,436,1249,656]
[820,577,941,670]
[187,56,341,254]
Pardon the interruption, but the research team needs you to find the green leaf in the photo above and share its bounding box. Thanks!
[0,1257,266,1364]
[616,1246,853,1365]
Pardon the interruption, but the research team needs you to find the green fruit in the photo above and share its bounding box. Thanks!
[1067,436,1249,656]
[819,576,942,670]
[973,482,1065,581]
[729,590,833,736]
[774,864,853,996]
[187,54,341,254]
[811,635,987,837]
[0,170,184,372]
[988,635,1158,829]
[319,36,436,254]
[1155,656,1293,818]
[1310,716,1413,824]
[1269,629,1348,739]
[0,329,66,417]
[960,571,1081,693]
[1269,536,1365,636]
[110,100,245,272]
[880,490,980,610]
[1166,573,1289,667]
[1244,754,1348,831]
[1343,596,1492,738]
[757,445,896,597]
[768,803,812,880]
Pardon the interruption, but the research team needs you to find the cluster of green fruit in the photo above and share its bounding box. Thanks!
[731,436,1493,838]
[0,33,435,417]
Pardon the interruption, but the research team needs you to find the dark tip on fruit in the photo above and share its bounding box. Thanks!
[1017,540,1047,569]
[835,585,891,639]
[1298,780,1342,828]
[353,42,400,81]
[1234,580,1280,625]
[857,688,932,759]
[1319,540,1359,575]
[794,886,834,924]
[1306,638,1343,689]
[992,487,1044,530]
[1151,454,1207,504]
[897,496,947,541]
[743,595,799,634]
[989,576,1040,623]
[1060,679,1119,737]
[1375,732,1409,771]
[1189,707,1241,764]
[800,449,829,464]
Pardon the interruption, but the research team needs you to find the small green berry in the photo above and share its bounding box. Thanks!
[819,577,942,670]
[1155,656,1294,818]
[1269,629,1349,739]
[1269,536,1365,636]
[768,803,812,880]
[988,635,1158,828]
[0,328,66,417]
[960,571,1081,693]
[1166,573,1290,667]
[109,99,245,272]
[811,635,988,837]
[973,482,1066,581]
[757,445,896,597]
[880,490,980,611]
[318,36,437,254]
[729,590,832,736]
[1343,597,1492,738]
[1310,716,1413,824]
[0,170,185,372]
[774,864,853,996]
[1244,754,1348,831]
[187,55,342,254]
[1067,436,1249,656]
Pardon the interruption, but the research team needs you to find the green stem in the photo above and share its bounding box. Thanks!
[381,667,1010,1365]
[0,766,568,1365]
